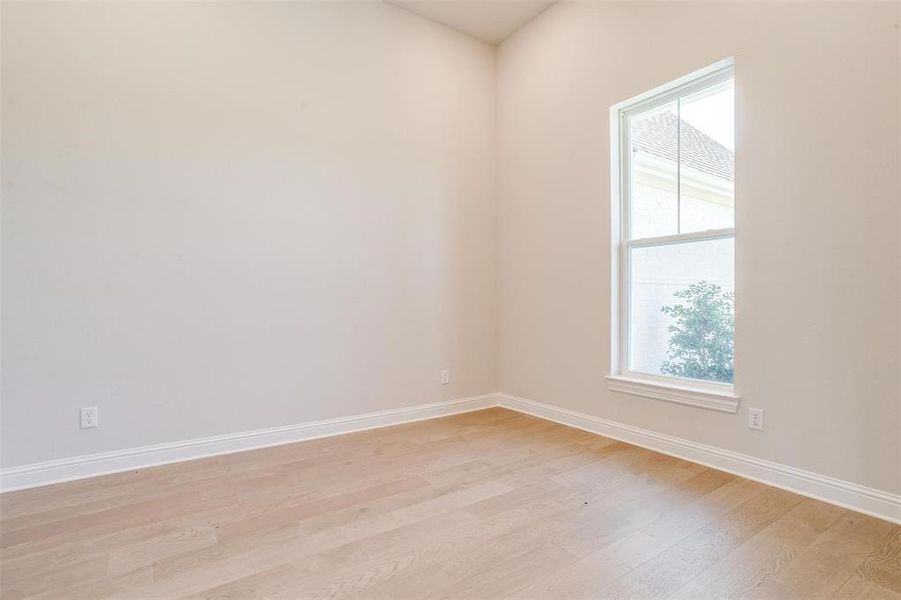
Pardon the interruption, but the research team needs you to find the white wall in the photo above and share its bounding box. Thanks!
[1,1,497,467]
[497,2,901,493]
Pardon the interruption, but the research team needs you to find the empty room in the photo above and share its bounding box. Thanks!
[2,0,900,598]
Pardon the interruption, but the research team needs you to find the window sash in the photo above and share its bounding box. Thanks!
[619,64,734,245]
[619,231,734,387]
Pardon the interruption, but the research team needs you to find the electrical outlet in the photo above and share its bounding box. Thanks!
[748,407,764,431]
[80,406,99,429]
[440,369,449,385]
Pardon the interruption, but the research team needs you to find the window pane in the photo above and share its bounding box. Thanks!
[678,80,734,233]
[628,237,734,383]
[630,101,678,239]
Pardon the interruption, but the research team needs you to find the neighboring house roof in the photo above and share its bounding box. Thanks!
[632,111,734,182]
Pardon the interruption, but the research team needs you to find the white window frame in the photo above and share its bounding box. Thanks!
[607,59,740,413]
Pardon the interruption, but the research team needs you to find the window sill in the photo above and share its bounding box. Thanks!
[606,375,740,413]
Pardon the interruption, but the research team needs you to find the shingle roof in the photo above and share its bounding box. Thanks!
[632,111,734,182]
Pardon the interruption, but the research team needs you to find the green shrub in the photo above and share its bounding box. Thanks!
[660,281,734,384]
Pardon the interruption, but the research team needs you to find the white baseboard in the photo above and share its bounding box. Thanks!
[5,391,900,525]
[0,394,497,493]
[498,393,901,525]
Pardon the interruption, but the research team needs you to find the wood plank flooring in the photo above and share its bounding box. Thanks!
[1,407,899,599]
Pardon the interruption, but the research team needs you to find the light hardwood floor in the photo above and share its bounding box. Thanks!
[1,407,899,599]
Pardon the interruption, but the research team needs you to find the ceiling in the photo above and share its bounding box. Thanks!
[389,0,556,45]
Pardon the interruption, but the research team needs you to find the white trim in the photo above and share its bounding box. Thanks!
[606,375,739,413]
[0,394,497,493]
[609,106,624,378]
[497,393,901,525]
[610,58,736,115]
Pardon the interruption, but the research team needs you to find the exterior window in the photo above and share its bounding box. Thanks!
[609,61,738,412]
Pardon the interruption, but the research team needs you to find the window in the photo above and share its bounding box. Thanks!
[608,60,739,412]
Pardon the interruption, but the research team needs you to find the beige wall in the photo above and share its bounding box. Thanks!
[3,0,900,498]
[497,1,901,493]
[1,1,497,466]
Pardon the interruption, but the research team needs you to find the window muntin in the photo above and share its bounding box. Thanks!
[618,65,735,390]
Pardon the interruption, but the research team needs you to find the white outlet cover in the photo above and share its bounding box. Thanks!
[80,406,98,429]
[441,369,449,385]
[748,408,764,431]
